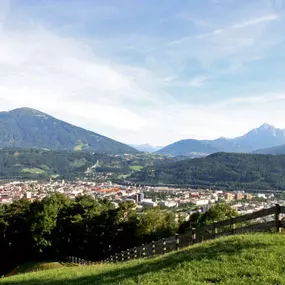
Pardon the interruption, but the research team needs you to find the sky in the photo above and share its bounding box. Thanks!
[0,0,285,146]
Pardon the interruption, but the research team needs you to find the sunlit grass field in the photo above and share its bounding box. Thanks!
[2,233,285,285]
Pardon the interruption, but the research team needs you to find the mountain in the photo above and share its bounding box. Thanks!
[157,123,285,156]
[254,144,285,155]
[130,152,285,190]
[157,139,219,157]
[234,123,285,150]
[0,108,137,154]
[130,144,163,153]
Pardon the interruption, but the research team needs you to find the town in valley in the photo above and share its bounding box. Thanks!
[0,179,281,220]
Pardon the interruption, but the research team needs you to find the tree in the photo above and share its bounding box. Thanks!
[29,193,71,254]
[203,203,238,224]
[0,199,32,275]
[136,208,177,242]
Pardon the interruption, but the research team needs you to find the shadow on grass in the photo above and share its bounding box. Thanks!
[1,238,271,285]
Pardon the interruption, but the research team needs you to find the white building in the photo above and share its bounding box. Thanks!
[191,199,209,206]
[160,201,178,208]
[141,199,158,207]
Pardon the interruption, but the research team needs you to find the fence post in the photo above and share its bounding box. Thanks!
[127,249,130,260]
[191,228,196,244]
[275,204,281,233]
[152,241,156,256]
[142,244,146,258]
[134,247,137,259]
[121,251,124,261]
[230,218,235,235]
[163,238,167,254]
[189,228,192,245]
[108,244,112,256]
[213,221,217,239]
[115,253,118,263]
[175,233,179,251]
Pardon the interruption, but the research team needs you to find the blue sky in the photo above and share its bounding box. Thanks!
[0,0,285,145]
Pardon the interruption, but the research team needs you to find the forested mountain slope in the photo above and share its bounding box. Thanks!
[130,152,285,190]
[0,108,137,154]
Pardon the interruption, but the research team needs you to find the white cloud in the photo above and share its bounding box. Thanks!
[169,13,279,45]
[1,26,285,146]
[0,1,285,146]
[0,0,10,30]
[137,92,285,144]
[232,14,279,28]
[215,93,285,108]
[0,27,158,136]
[158,10,284,87]
[188,76,210,87]
[1,23,284,146]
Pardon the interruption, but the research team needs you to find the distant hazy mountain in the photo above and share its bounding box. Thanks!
[235,123,285,150]
[253,144,285,155]
[0,108,138,154]
[157,139,220,157]
[131,144,163,153]
[157,123,285,157]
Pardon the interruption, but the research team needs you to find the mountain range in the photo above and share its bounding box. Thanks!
[157,123,285,156]
[1,108,285,157]
[0,108,137,154]
[130,144,163,153]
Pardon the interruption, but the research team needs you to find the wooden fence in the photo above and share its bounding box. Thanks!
[65,256,101,266]
[102,204,284,263]
[66,204,285,265]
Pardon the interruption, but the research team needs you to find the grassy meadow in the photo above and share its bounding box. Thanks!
[1,233,285,285]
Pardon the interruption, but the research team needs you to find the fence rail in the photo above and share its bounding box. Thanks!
[67,204,285,265]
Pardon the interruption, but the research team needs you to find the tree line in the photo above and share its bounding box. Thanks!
[0,193,237,275]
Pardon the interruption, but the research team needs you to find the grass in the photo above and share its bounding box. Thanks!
[6,262,71,276]
[1,233,285,285]
[129,165,144,171]
[118,174,131,179]
[74,145,83,151]
[71,159,86,168]
[21,168,46,174]
[74,142,88,151]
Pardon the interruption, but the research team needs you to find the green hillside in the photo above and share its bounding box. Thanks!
[0,148,171,180]
[130,152,285,190]
[1,234,285,285]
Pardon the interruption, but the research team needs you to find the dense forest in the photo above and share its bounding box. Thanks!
[0,193,236,276]
[130,152,285,190]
